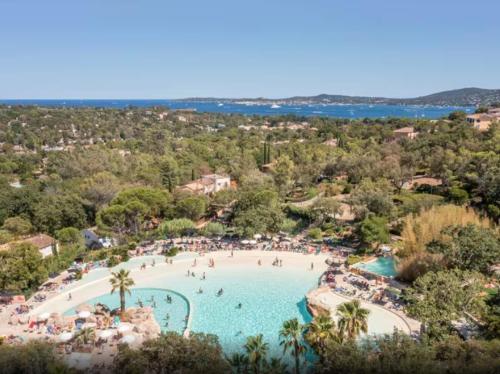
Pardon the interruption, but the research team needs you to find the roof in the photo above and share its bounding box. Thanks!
[467,113,494,121]
[21,234,55,249]
[393,127,416,133]
[0,234,56,252]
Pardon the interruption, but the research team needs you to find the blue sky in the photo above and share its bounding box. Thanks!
[1,0,499,99]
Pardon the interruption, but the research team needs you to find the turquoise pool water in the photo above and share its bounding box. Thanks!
[353,257,397,277]
[63,255,323,358]
[64,288,189,334]
[152,265,316,357]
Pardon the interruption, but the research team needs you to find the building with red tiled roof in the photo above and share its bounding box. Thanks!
[0,234,58,258]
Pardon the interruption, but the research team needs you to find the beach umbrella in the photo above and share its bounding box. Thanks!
[78,310,91,319]
[99,329,114,339]
[241,240,249,245]
[118,324,131,333]
[59,332,73,342]
[120,334,136,344]
[38,312,51,321]
[253,234,262,239]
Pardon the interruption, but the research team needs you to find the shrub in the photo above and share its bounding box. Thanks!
[448,186,469,205]
[165,246,180,257]
[400,205,491,258]
[346,255,364,266]
[308,227,323,240]
[160,218,196,238]
[202,222,226,237]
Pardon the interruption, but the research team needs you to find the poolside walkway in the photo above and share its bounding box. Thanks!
[307,286,420,335]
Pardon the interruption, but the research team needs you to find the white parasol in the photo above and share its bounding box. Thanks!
[118,324,131,333]
[38,312,51,320]
[59,332,73,342]
[78,310,91,319]
[99,329,114,339]
[120,334,136,344]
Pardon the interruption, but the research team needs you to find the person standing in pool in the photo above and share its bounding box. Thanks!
[237,303,242,309]
[258,259,261,266]
[202,272,206,280]
[310,262,314,270]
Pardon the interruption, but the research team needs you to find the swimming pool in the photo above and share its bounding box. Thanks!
[59,252,325,358]
[353,257,397,277]
[64,288,189,334]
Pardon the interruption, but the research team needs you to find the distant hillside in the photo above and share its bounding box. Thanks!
[178,88,500,107]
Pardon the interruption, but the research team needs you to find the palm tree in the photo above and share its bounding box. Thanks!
[75,327,95,348]
[305,314,340,354]
[336,300,370,340]
[264,357,288,374]
[244,334,269,374]
[110,269,135,315]
[227,352,249,374]
[279,318,306,374]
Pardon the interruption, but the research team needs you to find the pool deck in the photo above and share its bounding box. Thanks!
[307,286,420,335]
[0,250,329,339]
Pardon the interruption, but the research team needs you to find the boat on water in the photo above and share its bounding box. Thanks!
[217,103,224,107]
[271,104,281,109]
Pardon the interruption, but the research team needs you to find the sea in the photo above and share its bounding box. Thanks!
[0,99,473,119]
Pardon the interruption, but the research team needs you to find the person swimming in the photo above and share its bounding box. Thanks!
[237,303,242,309]
[198,288,203,294]
[217,288,224,296]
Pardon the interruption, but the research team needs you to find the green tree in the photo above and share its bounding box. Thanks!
[55,227,84,247]
[336,300,370,340]
[311,197,343,224]
[158,156,179,192]
[448,186,469,205]
[273,155,295,196]
[448,110,467,121]
[279,318,306,374]
[0,341,73,374]
[110,269,135,315]
[264,357,288,374]
[233,188,284,237]
[175,196,207,221]
[0,243,48,294]
[405,269,485,339]
[305,314,340,355]
[428,224,500,274]
[113,332,230,374]
[1,216,32,237]
[349,179,394,219]
[227,353,249,374]
[359,215,390,250]
[32,194,87,235]
[244,334,269,374]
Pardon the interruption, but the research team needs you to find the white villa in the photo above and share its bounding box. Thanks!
[178,174,231,195]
